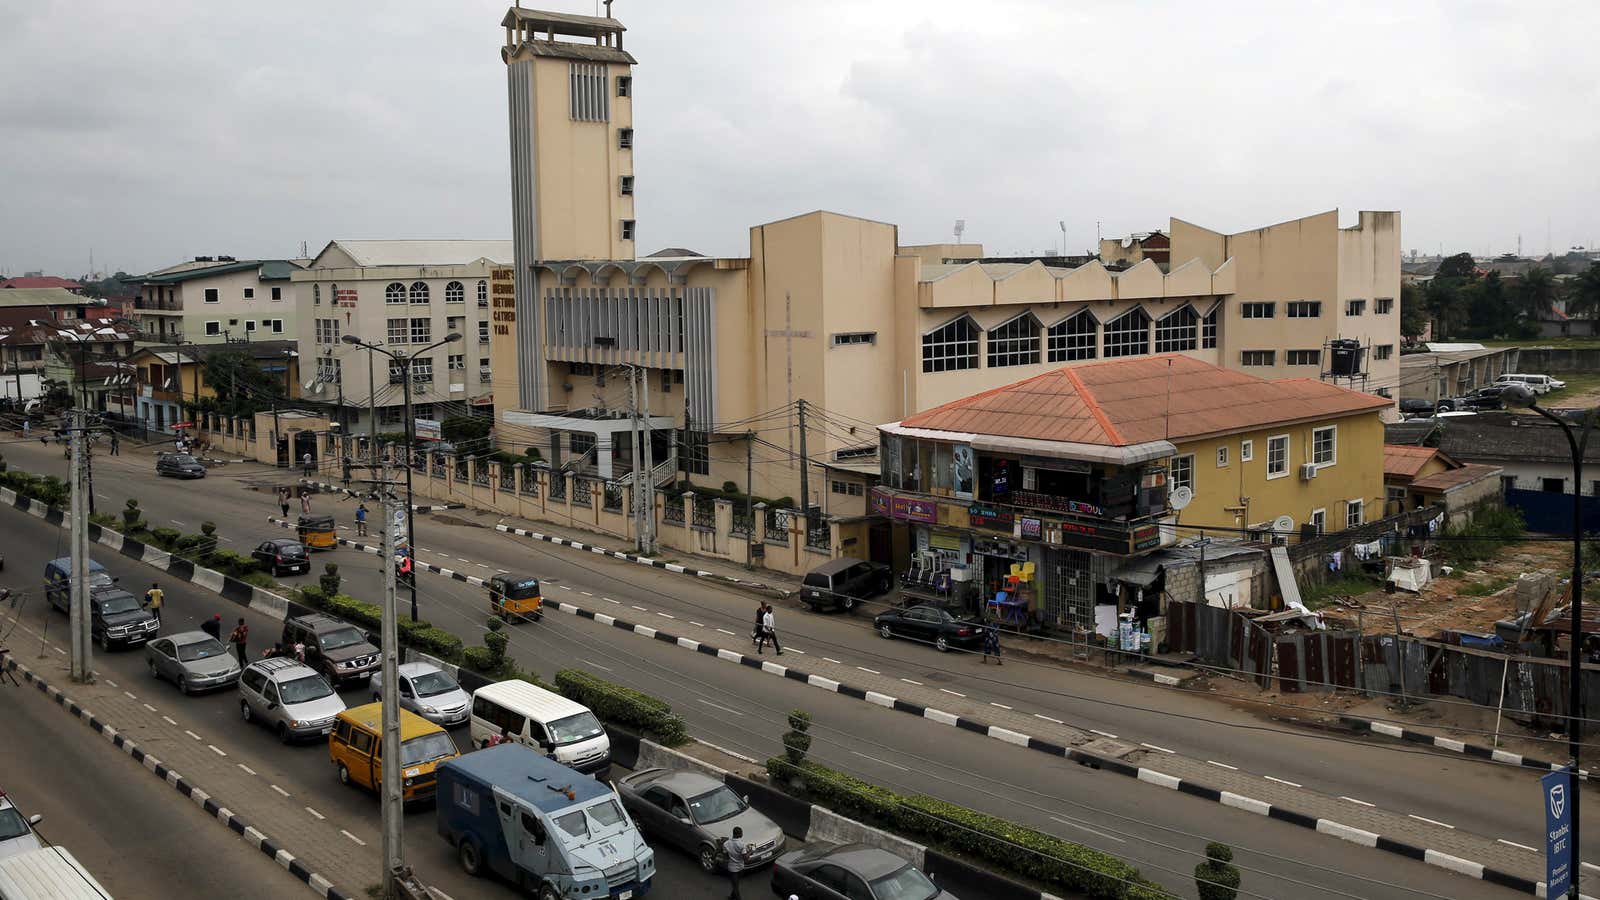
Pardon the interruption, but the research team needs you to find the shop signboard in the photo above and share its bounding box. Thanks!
[928,531,963,551]
[891,495,938,524]
[1018,517,1042,540]
[952,445,975,500]
[414,418,442,441]
[1132,524,1162,551]
[968,503,1014,530]
[870,488,892,517]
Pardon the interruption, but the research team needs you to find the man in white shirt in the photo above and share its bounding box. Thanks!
[723,826,747,899]
[757,606,783,656]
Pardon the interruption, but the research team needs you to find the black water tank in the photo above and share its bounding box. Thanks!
[1329,339,1365,376]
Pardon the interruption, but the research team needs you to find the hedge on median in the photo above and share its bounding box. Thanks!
[554,668,689,746]
[296,584,464,661]
[766,757,1169,900]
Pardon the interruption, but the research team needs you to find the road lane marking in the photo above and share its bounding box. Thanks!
[1141,742,1174,754]
[1408,814,1454,829]
[632,605,647,611]
[305,807,325,820]
[53,646,64,655]
[238,764,257,776]
[1090,729,1118,739]
[162,716,178,725]
[1498,839,1537,852]
[143,703,157,712]
[1207,760,1239,771]
[103,679,117,688]
[898,678,925,686]
[1340,796,1375,807]
[1050,815,1127,844]
[857,667,881,675]
[170,520,185,526]
[823,658,842,665]
[581,591,593,596]
[341,830,366,846]
[689,622,705,627]
[940,688,966,698]
[991,702,1013,710]
[123,691,137,700]
[1035,714,1064,724]
[581,659,613,672]
[696,698,743,716]
[184,730,202,741]
[271,785,290,797]
[1265,775,1302,787]
[786,648,805,654]
[656,612,675,619]
[851,751,908,772]
[559,585,570,590]
[208,744,227,757]
[716,628,737,636]
[606,598,621,605]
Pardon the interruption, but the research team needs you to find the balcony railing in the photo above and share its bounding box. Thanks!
[871,486,1167,556]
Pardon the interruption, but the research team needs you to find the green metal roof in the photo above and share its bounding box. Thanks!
[0,287,105,308]
[142,260,298,284]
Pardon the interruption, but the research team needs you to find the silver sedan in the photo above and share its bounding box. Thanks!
[616,768,786,873]
[368,661,471,727]
[145,631,241,694]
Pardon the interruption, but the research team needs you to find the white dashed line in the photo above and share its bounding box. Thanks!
[606,598,621,605]
[559,585,571,590]
[1340,796,1375,807]
[582,591,594,596]
[123,691,137,700]
[1498,839,1537,852]
[689,621,705,627]
[990,702,1013,710]
[1408,814,1454,829]
[822,658,842,665]
[696,698,743,716]
[856,667,881,675]
[787,648,805,654]
[716,628,737,636]
[208,744,227,757]
[238,764,258,776]
[162,716,178,726]
[1141,742,1174,754]
[632,605,647,612]
[103,679,117,688]
[170,520,186,526]
[271,785,290,798]
[940,689,966,698]
[851,751,909,772]
[53,646,65,655]
[581,660,613,672]
[1206,760,1239,771]
[1035,713,1064,724]
[183,730,202,741]
[305,807,325,820]
[1264,775,1302,787]
[342,831,366,846]
[656,612,675,620]
[143,703,157,713]
[1090,729,1118,739]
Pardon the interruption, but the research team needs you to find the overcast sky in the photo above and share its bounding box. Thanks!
[4,0,1598,278]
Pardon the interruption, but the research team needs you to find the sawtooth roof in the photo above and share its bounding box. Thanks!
[318,240,514,268]
[899,355,1392,446]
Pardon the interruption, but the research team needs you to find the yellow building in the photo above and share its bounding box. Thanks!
[127,340,300,433]
[872,355,1388,631]
[491,6,1402,543]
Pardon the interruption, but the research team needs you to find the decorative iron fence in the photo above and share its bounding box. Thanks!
[430,454,445,478]
[519,464,539,497]
[473,459,490,486]
[573,477,592,506]
[691,496,715,529]
[550,473,566,500]
[764,508,790,543]
[603,482,624,512]
[731,507,754,536]
[664,495,685,524]
[499,464,516,491]
[454,458,469,483]
[805,518,830,551]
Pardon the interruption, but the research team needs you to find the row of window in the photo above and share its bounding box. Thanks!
[921,306,1219,373]
[385,318,492,344]
[201,286,282,303]
[201,318,284,337]
[1168,426,1338,496]
[1240,298,1393,319]
[1241,344,1396,367]
[316,281,491,306]
[313,318,341,344]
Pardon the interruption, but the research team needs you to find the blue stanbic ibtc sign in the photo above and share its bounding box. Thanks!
[1543,770,1573,897]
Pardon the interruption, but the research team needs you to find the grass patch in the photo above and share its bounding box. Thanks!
[1457,575,1515,597]
[1541,372,1600,403]
[1301,575,1382,610]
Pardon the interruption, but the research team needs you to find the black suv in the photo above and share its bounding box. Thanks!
[281,613,380,688]
[49,585,160,652]
[155,452,206,479]
[800,558,893,612]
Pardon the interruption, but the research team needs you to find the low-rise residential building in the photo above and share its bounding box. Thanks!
[136,258,302,345]
[872,355,1389,634]
[1381,444,1502,524]
[127,340,299,433]
[1398,345,1520,407]
[0,287,115,327]
[291,240,509,438]
[1409,412,1600,533]
[1,276,84,294]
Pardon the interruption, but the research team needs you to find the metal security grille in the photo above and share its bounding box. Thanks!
[1044,548,1093,630]
[569,63,610,122]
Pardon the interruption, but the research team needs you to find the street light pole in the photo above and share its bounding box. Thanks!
[1504,384,1592,897]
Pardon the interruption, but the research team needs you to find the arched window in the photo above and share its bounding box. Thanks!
[1154,306,1198,353]
[477,280,489,306]
[409,281,430,304]
[385,282,406,304]
[1103,308,1150,358]
[312,283,321,305]
[445,281,465,303]
[920,316,978,373]
[1047,310,1097,362]
[986,313,1040,368]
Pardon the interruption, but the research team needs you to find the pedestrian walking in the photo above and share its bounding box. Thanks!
[981,617,1002,665]
[355,502,368,537]
[200,614,222,640]
[757,605,782,656]
[109,432,119,455]
[300,491,312,516]
[722,826,748,899]
[752,602,765,648]
[228,618,249,666]
[302,452,314,478]
[21,420,28,438]
[142,582,164,624]
[278,486,291,519]
[341,456,352,489]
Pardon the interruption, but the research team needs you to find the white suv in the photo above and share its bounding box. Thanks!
[1495,373,1565,394]
[238,657,346,743]
[0,792,43,860]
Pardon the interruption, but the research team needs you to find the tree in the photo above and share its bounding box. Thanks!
[442,415,491,446]
[1571,263,1600,322]
[202,350,282,416]
[1194,842,1241,900]
[1517,266,1557,322]
[1436,252,1477,279]
[1399,281,1429,340]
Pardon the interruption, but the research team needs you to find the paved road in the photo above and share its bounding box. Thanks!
[0,511,764,900]
[1,439,1563,897]
[0,662,292,899]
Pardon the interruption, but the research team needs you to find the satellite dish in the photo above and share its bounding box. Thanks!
[1169,486,1193,511]
[1272,514,1295,534]
[313,382,325,395]
[302,378,317,391]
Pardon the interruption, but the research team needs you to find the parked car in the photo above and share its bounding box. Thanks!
[369,661,471,727]
[42,556,116,607]
[1464,386,1508,410]
[145,630,241,694]
[1433,396,1473,412]
[1397,398,1435,416]
[0,792,43,860]
[237,657,346,743]
[800,558,893,612]
[43,557,159,651]
[872,604,982,653]
[1495,373,1565,394]
[772,843,959,900]
[155,452,206,479]
[252,539,309,576]
[282,613,380,688]
[616,767,785,873]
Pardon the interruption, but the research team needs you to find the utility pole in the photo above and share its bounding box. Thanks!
[745,431,755,567]
[400,358,419,621]
[797,399,811,518]
[377,450,404,894]
[367,348,378,469]
[69,409,93,683]
[640,368,654,554]
[628,367,644,552]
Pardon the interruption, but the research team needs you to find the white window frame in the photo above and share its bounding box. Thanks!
[1346,498,1364,529]
[271,287,282,301]
[204,288,219,304]
[1287,349,1321,367]
[1047,310,1097,362]
[1103,308,1150,358]
[409,317,432,345]
[1216,445,1229,468]
[386,318,408,344]
[385,282,407,304]
[1241,302,1275,319]
[409,281,430,304]
[1286,301,1321,318]
[1310,508,1327,535]
[1201,306,1218,349]
[1170,454,1195,492]
[1311,425,1337,468]
[921,315,979,373]
[476,280,489,306]
[1240,439,1253,462]
[1375,297,1394,314]
[1346,298,1366,316]
[204,321,221,336]
[1374,344,1394,360]
[1153,305,1198,353]
[831,332,877,347]
[243,287,254,299]
[1266,434,1289,479]
[445,281,465,303]
[269,319,284,334]
[478,320,490,343]
[1241,350,1275,367]
[986,313,1041,368]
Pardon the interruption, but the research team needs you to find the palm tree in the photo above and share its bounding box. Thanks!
[1570,262,1600,323]
[1518,266,1557,323]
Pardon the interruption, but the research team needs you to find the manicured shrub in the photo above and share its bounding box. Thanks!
[1195,842,1240,900]
[554,668,688,746]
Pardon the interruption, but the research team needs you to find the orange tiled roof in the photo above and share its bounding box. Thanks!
[1383,445,1440,478]
[900,355,1391,445]
[1411,463,1502,492]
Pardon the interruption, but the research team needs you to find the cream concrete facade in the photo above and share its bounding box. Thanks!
[137,260,301,345]
[291,240,511,435]
[494,6,1403,531]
